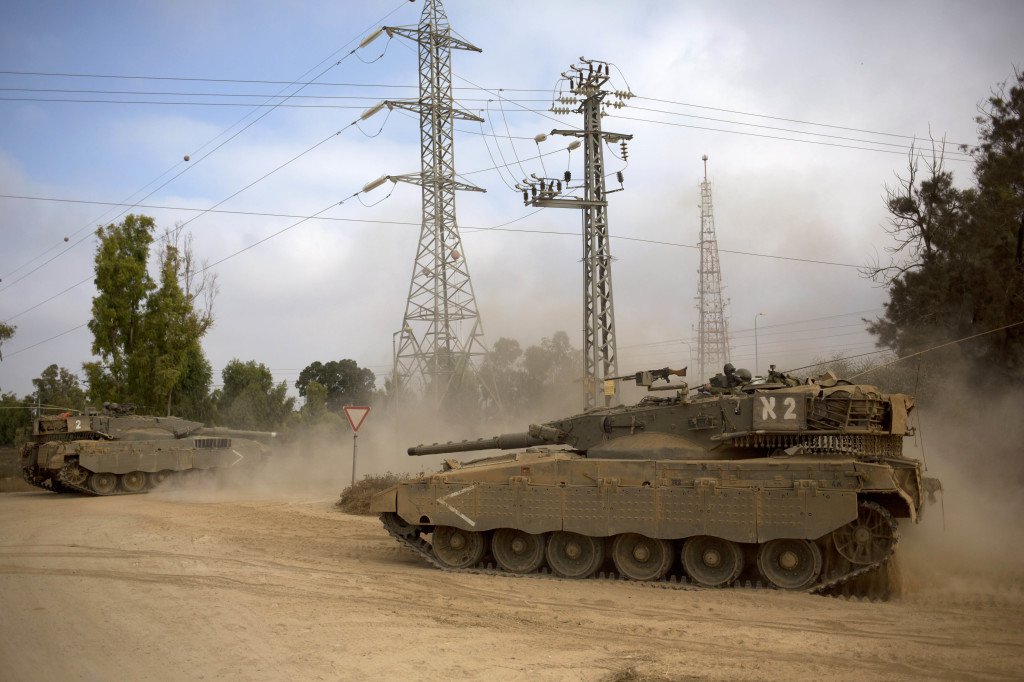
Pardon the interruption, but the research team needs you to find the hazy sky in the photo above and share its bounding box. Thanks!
[1,0,1021,401]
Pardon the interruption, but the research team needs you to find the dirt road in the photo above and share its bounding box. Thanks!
[1,489,1021,681]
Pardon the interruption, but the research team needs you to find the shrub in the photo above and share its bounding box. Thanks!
[336,472,410,515]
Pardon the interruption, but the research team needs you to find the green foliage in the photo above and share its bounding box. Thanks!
[85,214,155,399]
[0,390,31,446]
[299,380,329,422]
[171,345,214,421]
[295,359,376,411]
[30,365,86,412]
[214,359,295,430]
[0,322,14,361]
[84,216,215,414]
[479,330,582,417]
[335,472,410,515]
[869,71,1024,384]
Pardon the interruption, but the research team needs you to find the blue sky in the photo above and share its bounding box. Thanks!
[1,0,1022,402]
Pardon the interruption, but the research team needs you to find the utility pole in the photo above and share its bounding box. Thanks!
[381,0,493,407]
[695,155,731,381]
[520,57,633,409]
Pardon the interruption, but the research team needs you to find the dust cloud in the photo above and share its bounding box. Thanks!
[896,382,1024,601]
[151,401,529,504]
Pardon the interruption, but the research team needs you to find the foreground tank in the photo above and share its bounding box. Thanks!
[20,403,275,496]
[371,367,931,595]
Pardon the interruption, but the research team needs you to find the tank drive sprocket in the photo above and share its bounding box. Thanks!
[831,501,898,565]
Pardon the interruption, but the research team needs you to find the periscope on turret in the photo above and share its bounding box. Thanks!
[372,364,933,596]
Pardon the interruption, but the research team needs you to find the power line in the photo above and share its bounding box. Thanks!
[0,86,551,102]
[632,95,974,149]
[0,70,546,90]
[3,191,365,356]
[0,95,551,108]
[3,324,88,358]
[618,308,884,350]
[627,105,975,160]
[2,92,973,162]
[1,69,970,150]
[606,113,975,163]
[0,0,414,287]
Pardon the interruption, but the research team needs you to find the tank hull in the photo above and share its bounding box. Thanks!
[371,449,921,594]
[21,435,269,496]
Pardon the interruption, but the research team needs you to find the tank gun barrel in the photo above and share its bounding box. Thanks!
[408,431,552,456]
[198,427,278,439]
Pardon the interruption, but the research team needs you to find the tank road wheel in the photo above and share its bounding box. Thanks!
[544,531,605,579]
[611,534,673,581]
[491,529,546,574]
[87,472,118,495]
[120,471,148,493]
[757,539,823,590]
[432,526,486,569]
[681,536,744,588]
[149,470,171,488]
[832,501,898,565]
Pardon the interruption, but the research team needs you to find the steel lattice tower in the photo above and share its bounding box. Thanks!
[520,58,633,409]
[383,0,491,405]
[578,82,619,409]
[696,155,730,380]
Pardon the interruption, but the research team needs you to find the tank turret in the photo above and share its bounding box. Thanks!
[407,367,915,464]
[371,365,930,597]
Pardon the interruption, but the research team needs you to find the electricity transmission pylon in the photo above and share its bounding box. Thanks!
[519,58,633,409]
[381,0,492,406]
[696,155,731,381]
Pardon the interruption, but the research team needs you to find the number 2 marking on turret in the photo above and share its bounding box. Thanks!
[760,397,798,421]
[783,397,797,419]
[74,419,82,430]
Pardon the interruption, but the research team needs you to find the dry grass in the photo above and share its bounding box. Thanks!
[335,472,410,515]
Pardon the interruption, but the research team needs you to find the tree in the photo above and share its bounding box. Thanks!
[478,331,582,417]
[214,359,294,430]
[300,380,329,422]
[867,71,1024,383]
[83,214,155,401]
[0,390,31,446]
[295,360,376,411]
[479,337,525,410]
[0,322,14,362]
[31,365,86,412]
[83,216,216,413]
[170,345,214,422]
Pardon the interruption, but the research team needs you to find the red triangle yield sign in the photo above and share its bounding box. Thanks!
[343,405,370,432]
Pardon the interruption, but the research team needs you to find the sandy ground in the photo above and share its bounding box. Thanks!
[1,489,1022,682]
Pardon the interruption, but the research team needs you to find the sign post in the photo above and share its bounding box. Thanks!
[343,405,371,485]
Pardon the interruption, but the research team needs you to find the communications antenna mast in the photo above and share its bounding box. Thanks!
[519,57,633,409]
[382,0,492,405]
[695,155,730,380]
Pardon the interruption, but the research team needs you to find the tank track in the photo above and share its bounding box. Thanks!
[54,462,150,496]
[379,508,898,600]
[21,460,194,497]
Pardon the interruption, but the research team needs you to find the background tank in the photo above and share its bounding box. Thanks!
[20,403,275,496]
[371,366,931,595]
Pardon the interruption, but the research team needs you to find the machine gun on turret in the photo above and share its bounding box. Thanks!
[607,366,687,392]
